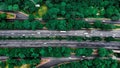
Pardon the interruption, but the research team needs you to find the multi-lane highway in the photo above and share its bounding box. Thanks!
[0,30,120,37]
[0,8,120,68]
[0,40,120,49]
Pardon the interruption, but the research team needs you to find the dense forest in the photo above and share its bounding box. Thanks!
[0,0,120,19]
[43,0,120,20]
[0,0,120,30]
[0,47,113,68]
[0,18,116,30]
[43,0,120,30]
[0,0,43,13]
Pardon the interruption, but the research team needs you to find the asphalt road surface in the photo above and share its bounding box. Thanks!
[13,12,28,19]
[38,57,83,68]
[0,30,120,37]
[0,40,120,49]
[38,56,120,68]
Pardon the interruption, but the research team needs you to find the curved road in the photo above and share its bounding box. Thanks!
[38,56,120,68]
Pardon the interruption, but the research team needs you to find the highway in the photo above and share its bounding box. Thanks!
[0,40,120,49]
[0,30,120,37]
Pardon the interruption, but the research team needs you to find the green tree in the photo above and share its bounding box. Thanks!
[31,21,43,30]
[99,8,105,17]
[8,5,13,11]
[46,1,53,8]
[43,8,59,20]
[105,6,119,18]
[74,20,84,30]
[66,22,73,30]
[7,23,13,30]
[85,48,93,56]
[14,20,23,29]
[5,0,12,4]
[75,48,93,56]
[57,20,66,30]
[111,14,120,21]
[13,4,19,11]
[39,48,46,57]
[91,37,102,41]
[28,14,35,22]
[84,22,91,29]
[0,21,7,29]
[46,20,58,30]
[23,20,31,29]
[53,47,62,57]
[85,7,98,17]
[61,11,66,15]
[65,13,71,19]
[93,21,102,28]
[0,3,8,10]
[61,2,66,7]
[104,37,115,42]
[101,24,116,30]
[62,47,71,57]
[98,48,112,57]
[0,13,7,20]
[93,58,103,67]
